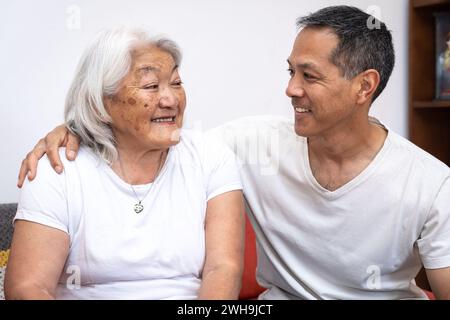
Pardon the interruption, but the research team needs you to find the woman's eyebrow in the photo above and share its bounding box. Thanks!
[137,65,158,74]
[137,65,179,75]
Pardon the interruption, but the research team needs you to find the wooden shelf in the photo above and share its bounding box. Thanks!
[413,100,450,108]
[413,0,450,9]
[409,0,450,167]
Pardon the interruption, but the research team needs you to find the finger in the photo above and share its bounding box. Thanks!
[45,127,68,173]
[17,159,28,188]
[66,132,81,160]
[17,138,47,187]
[26,152,40,180]
[46,146,64,174]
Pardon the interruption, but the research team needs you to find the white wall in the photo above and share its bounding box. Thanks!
[0,0,408,203]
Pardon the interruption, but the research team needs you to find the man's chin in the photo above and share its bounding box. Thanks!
[294,125,309,137]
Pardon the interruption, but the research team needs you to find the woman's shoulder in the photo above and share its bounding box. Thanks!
[36,146,101,177]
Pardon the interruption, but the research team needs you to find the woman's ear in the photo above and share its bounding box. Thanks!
[103,95,114,112]
[97,96,114,123]
[356,69,380,105]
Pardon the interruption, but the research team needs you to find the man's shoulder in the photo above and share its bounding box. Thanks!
[388,130,450,176]
[207,115,295,137]
[176,129,235,165]
[215,114,292,128]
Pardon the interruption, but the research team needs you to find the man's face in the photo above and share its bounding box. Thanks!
[286,27,360,138]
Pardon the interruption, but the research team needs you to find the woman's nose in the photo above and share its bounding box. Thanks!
[159,87,178,108]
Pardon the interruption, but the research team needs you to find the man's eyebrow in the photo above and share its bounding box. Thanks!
[287,59,321,73]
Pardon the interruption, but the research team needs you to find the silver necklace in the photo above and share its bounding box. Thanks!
[119,151,166,214]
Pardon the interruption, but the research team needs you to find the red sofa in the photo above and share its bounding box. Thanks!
[239,214,265,299]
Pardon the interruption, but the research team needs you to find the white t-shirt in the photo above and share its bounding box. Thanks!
[16,129,242,299]
[209,115,450,300]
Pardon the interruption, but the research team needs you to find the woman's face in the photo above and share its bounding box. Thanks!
[105,45,186,151]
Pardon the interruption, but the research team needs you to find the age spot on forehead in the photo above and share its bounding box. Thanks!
[128,98,136,105]
[144,104,149,108]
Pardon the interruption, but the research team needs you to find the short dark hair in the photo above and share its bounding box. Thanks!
[296,5,395,102]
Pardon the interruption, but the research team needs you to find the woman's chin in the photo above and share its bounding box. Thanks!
[146,126,182,146]
[146,134,181,150]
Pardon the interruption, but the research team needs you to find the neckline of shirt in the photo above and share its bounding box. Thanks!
[101,144,175,192]
[301,128,393,199]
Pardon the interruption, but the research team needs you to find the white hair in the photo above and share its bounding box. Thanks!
[64,27,182,163]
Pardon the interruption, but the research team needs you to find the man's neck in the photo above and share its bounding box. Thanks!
[307,117,387,191]
[308,117,386,164]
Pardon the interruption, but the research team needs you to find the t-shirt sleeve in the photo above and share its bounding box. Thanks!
[417,176,450,269]
[15,154,69,233]
[202,132,243,201]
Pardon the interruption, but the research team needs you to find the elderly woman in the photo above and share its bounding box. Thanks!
[5,28,244,299]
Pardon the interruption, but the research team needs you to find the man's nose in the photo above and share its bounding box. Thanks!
[285,78,305,98]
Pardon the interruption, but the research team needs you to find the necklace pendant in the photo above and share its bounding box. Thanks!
[134,202,144,214]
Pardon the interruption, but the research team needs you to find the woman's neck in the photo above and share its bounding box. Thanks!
[111,146,168,185]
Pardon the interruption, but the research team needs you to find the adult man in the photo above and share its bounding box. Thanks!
[17,6,450,299]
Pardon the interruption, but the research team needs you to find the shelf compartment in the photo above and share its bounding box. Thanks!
[413,100,450,108]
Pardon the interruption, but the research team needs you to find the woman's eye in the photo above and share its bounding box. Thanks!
[172,80,183,87]
[142,84,158,90]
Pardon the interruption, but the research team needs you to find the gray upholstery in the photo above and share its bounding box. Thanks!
[0,203,17,251]
[1,203,17,300]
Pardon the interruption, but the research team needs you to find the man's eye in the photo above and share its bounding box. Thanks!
[287,68,294,77]
[304,73,316,80]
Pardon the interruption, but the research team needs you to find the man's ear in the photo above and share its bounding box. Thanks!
[356,69,380,105]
